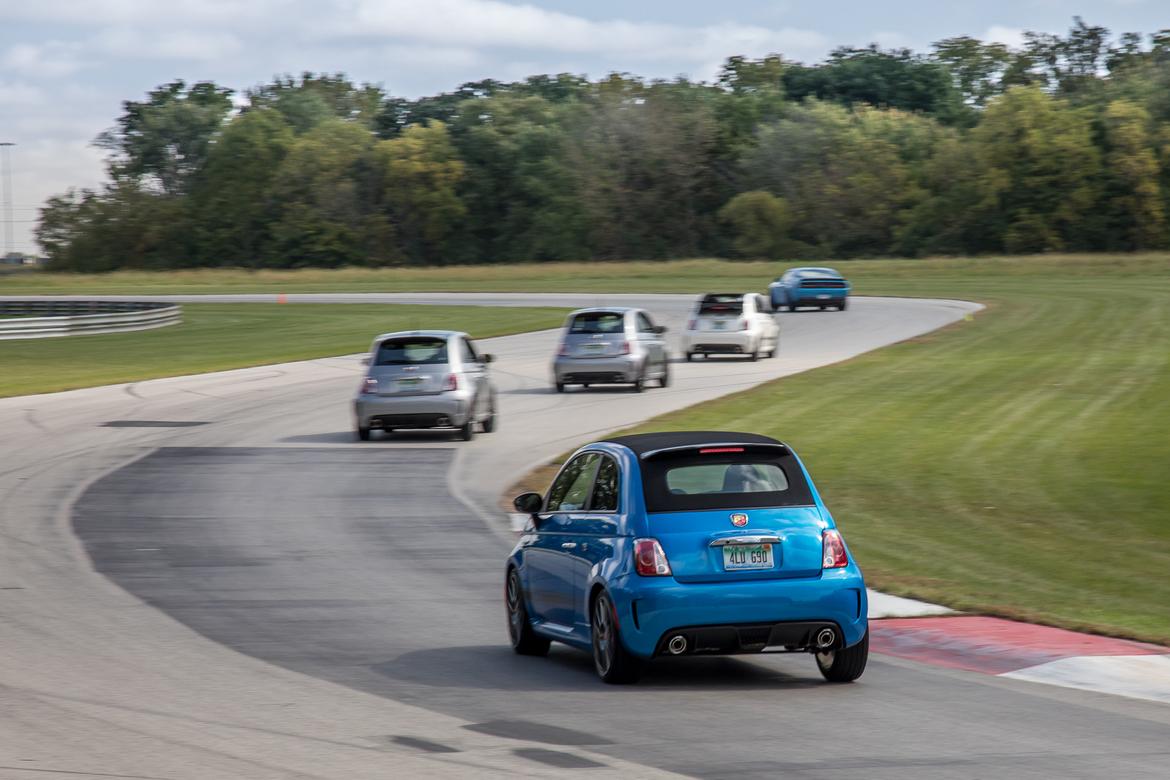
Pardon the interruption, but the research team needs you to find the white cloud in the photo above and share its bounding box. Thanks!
[2,42,88,77]
[984,25,1026,50]
[90,27,244,61]
[343,0,826,66]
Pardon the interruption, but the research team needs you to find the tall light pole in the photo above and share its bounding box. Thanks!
[0,142,14,257]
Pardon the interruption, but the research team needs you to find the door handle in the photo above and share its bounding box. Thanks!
[561,542,577,550]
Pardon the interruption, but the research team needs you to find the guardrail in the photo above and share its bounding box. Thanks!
[0,301,182,340]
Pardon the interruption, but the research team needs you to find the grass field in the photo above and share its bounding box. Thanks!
[606,255,1168,644]
[5,253,1170,295]
[0,303,567,398]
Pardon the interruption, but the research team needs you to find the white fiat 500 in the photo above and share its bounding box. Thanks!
[681,293,779,362]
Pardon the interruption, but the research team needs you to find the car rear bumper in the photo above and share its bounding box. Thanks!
[680,331,754,353]
[608,568,868,659]
[553,355,642,384]
[794,290,849,305]
[354,393,470,428]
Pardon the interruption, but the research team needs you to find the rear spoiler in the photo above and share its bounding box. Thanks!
[639,442,790,461]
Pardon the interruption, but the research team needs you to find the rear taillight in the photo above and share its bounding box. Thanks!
[738,318,749,331]
[822,529,848,569]
[620,340,632,355]
[687,318,697,331]
[633,538,672,576]
[443,373,459,391]
[558,342,570,356]
[360,377,378,395]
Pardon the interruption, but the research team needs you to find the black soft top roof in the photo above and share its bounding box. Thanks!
[601,431,784,458]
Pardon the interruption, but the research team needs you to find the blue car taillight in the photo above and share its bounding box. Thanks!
[634,538,672,576]
[822,529,848,569]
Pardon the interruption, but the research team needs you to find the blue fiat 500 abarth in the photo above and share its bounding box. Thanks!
[506,431,869,684]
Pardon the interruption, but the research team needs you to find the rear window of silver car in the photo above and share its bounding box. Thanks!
[569,312,625,334]
[375,337,448,365]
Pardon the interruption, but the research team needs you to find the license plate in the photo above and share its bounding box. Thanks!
[396,377,424,390]
[713,320,726,330]
[817,294,831,299]
[722,543,773,570]
[584,343,605,353]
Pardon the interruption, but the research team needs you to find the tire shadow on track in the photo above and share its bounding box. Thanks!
[373,644,821,692]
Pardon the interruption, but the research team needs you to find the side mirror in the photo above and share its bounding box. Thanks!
[652,325,667,334]
[481,353,495,364]
[513,492,543,515]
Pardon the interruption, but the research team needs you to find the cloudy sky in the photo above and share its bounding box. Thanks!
[0,0,1165,254]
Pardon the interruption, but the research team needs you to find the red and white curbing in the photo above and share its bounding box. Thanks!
[870,616,1170,704]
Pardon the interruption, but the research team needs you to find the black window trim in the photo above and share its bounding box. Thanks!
[585,453,621,514]
[542,450,621,516]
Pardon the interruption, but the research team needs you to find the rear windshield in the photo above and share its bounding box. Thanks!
[569,312,625,334]
[642,449,812,512]
[375,337,448,366]
[698,295,743,316]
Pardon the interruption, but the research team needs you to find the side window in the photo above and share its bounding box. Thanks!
[589,456,620,512]
[636,313,654,333]
[546,453,600,512]
[460,338,478,364]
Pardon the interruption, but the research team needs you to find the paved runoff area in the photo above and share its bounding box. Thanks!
[3,293,1170,779]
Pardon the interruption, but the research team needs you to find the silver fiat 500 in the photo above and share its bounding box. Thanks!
[552,308,669,393]
[354,330,497,441]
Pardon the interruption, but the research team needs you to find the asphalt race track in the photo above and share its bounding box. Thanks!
[4,293,1170,779]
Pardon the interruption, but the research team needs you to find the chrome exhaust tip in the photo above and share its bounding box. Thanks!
[436,416,450,426]
[815,628,836,649]
[667,635,688,655]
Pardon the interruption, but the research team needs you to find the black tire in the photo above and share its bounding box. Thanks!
[591,591,641,684]
[659,360,671,388]
[839,298,849,311]
[506,569,550,657]
[555,381,566,393]
[748,345,759,362]
[632,374,645,393]
[356,426,371,441]
[685,352,694,362]
[788,304,798,312]
[815,629,868,682]
[459,419,475,441]
[482,407,497,433]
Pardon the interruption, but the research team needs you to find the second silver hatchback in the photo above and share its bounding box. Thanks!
[552,308,669,393]
[354,330,497,441]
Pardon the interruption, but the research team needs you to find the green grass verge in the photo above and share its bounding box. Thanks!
[613,254,1170,644]
[0,303,567,398]
[6,253,1170,294]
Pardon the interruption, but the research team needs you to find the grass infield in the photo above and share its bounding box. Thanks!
[0,303,567,398]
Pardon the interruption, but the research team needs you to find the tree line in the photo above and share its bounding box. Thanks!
[37,18,1170,271]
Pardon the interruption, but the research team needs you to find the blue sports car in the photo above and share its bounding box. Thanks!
[506,431,869,684]
[769,267,851,311]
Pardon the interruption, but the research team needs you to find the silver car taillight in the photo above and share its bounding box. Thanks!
[360,377,378,394]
